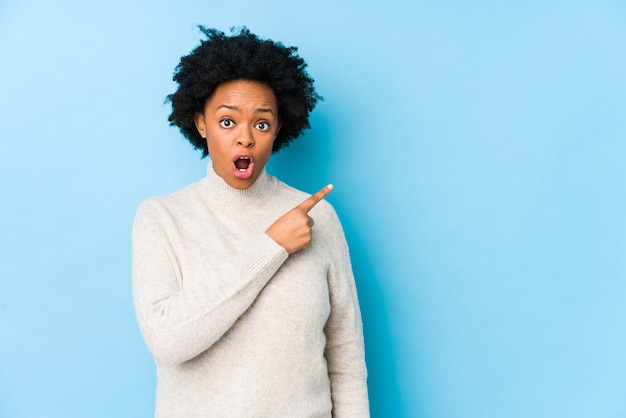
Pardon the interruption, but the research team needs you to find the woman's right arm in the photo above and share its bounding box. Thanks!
[132,202,288,366]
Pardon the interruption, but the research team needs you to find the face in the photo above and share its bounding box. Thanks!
[194,80,281,189]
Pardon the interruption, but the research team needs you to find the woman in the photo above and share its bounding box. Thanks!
[132,27,369,417]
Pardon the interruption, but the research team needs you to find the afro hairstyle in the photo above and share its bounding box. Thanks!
[166,26,322,157]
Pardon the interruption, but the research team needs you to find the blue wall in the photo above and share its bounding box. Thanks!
[1,1,625,417]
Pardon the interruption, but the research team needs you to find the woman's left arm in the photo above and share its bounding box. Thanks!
[322,206,370,417]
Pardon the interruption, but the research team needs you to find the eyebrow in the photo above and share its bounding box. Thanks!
[217,104,274,115]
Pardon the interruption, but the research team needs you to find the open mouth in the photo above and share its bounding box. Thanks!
[234,156,251,171]
[232,154,255,179]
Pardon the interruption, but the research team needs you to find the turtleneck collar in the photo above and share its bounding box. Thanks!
[200,161,276,210]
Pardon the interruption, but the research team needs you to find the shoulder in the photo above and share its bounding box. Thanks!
[134,180,204,222]
[271,177,309,202]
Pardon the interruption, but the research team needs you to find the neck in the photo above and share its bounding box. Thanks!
[201,161,275,210]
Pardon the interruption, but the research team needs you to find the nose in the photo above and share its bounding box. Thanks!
[236,127,255,148]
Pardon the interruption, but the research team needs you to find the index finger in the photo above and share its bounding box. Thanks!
[297,184,334,213]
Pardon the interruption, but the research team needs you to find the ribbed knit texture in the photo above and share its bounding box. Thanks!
[132,163,369,417]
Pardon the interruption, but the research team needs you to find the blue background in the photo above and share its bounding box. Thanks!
[1,1,625,417]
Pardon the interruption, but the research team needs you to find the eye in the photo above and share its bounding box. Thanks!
[220,118,235,128]
[256,121,270,131]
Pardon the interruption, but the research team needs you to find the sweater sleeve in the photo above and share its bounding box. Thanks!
[322,206,370,417]
[132,201,288,366]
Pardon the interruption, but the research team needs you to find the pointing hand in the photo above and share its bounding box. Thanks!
[266,185,333,254]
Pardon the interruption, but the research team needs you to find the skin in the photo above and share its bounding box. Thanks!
[266,184,333,254]
[194,79,280,190]
[194,79,333,253]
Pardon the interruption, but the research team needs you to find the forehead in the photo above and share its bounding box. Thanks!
[208,80,277,109]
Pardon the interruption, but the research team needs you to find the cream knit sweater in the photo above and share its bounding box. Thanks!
[132,163,369,417]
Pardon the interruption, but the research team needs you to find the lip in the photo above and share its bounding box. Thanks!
[232,153,255,180]
[232,153,255,164]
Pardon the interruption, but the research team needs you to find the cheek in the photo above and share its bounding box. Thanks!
[206,127,228,148]
[256,140,274,164]
[265,136,277,154]
[205,136,223,157]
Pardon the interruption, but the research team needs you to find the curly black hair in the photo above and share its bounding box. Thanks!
[166,26,322,157]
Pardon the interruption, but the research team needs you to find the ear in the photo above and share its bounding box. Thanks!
[194,112,207,139]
